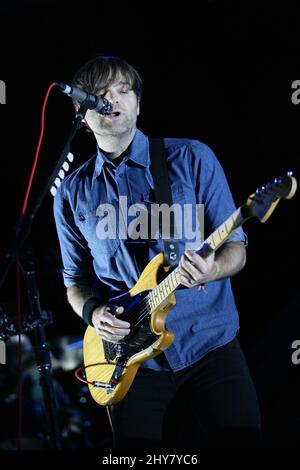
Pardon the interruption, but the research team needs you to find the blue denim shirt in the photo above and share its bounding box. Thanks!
[53,129,247,372]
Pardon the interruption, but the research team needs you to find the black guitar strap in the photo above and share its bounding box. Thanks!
[149,138,180,267]
[125,138,179,276]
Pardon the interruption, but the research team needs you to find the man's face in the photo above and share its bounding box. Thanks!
[84,73,140,138]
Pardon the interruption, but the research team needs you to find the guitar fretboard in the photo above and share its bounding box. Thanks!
[203,208,243,252]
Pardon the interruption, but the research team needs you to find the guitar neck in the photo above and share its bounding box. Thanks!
[148,206,248,311]
[196,206,246,257]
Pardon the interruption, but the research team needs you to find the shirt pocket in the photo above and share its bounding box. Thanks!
[74,206,120,255]
[171,182,196,205]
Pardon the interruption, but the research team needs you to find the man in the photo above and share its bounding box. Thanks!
[53,55,261,450]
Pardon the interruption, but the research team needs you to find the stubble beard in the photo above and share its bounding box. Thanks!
[96,115,135,137]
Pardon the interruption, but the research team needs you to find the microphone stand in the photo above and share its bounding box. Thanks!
[0,104,88,450]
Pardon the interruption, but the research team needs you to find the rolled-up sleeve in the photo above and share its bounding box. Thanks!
[191,141,248,246]
[53,185,96,287]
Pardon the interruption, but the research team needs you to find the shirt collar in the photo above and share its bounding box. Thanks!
[94,129,149,177]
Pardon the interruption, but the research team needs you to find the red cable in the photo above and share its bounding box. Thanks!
[106,406,113,431]
[20,82,57,219]
[75,366,114,434]
[75,366,94,386]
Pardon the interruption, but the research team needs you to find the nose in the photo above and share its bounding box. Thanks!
[104,89,118,103]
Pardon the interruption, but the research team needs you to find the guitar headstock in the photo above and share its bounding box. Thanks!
[244,172,297,222]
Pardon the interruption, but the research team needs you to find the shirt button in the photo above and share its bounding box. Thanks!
[119,173,124,177]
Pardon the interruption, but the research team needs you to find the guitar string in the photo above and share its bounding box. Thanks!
[103,261,193,363]
[102,297,154,364]
[124,257,180,317]
[112,267,180,326]
[119,278,176,328]
[103,287,174,364]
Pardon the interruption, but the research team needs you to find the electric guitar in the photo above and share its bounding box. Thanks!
[83,172,297,406]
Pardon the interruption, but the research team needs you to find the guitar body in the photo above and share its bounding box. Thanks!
[83,252,176,406]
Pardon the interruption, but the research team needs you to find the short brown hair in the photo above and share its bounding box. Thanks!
[71,55,142,99]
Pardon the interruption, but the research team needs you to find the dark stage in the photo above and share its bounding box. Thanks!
[0,0,299,455]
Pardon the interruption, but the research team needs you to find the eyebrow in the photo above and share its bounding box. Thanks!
[115,80,132,86]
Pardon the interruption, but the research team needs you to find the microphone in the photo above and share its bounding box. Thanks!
[55,82,113,115]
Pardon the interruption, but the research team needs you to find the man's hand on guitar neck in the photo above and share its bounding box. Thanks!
[178,250,216,289]
[178,242,246,289]
[92,305,131,343]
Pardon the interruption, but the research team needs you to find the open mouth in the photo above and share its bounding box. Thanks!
[106,112,121,119]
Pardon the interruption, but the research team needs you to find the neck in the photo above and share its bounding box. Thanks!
[95,128,136,160]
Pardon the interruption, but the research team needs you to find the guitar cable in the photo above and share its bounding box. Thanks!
[75,362,126,388]
[75,365,117,436]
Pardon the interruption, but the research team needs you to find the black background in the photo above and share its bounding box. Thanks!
[0,0,300,451]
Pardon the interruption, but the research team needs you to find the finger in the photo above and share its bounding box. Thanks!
[179,256,200,280]
[96,319,130,337]
[179,260,200,282]
[179,274,194,287]
[107,305,129,323]
[184,250,209,273]
[115,306,124,315]
[96,324,128,338]
[107,305,124,315]
[93,313,127,331]
[99,331,127,343]
[99,324,131,337]
[103,307,130,328]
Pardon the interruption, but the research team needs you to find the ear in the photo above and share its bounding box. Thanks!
[137,98,141,116]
